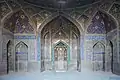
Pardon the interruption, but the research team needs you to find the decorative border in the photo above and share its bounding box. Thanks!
[85,36,106,40]
[14,35,36,39]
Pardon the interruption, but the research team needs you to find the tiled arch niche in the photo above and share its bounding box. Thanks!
[39,16,81,71]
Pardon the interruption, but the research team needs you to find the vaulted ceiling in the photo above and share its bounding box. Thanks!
[1,0,119,34]
[23,0,100,9]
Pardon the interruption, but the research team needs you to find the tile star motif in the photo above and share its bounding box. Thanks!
[4,10,34,33]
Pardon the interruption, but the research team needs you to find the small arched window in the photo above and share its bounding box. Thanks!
[15,41,28,61]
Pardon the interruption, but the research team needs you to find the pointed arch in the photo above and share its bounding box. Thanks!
[93,41,105,71]
[54,41,69,48]
[53,41,70,71]
[93,41,105,49]
[39,14,81,71]
[15,41,28,72]
[15,41,28,49]
[38,12,83,35]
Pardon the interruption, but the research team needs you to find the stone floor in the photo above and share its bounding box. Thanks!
[0,70,120,80]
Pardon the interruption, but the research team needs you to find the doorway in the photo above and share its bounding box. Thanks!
[7,40,11,73]
[15,41,28,72]
[7,40,14,73]
[93,42,105,71]
[54,42,68,71]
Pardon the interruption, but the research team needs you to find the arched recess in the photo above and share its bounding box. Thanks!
[52,41,69,71]
[39,15,81,72]
[93,42,105,71]
[86,10,118,73]
[15,41,28,72]
[7,40,14,73]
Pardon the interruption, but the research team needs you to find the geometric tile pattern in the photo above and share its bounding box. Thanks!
[87,11,106,34]
[4,10,34,33]
[87,11,117,34]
